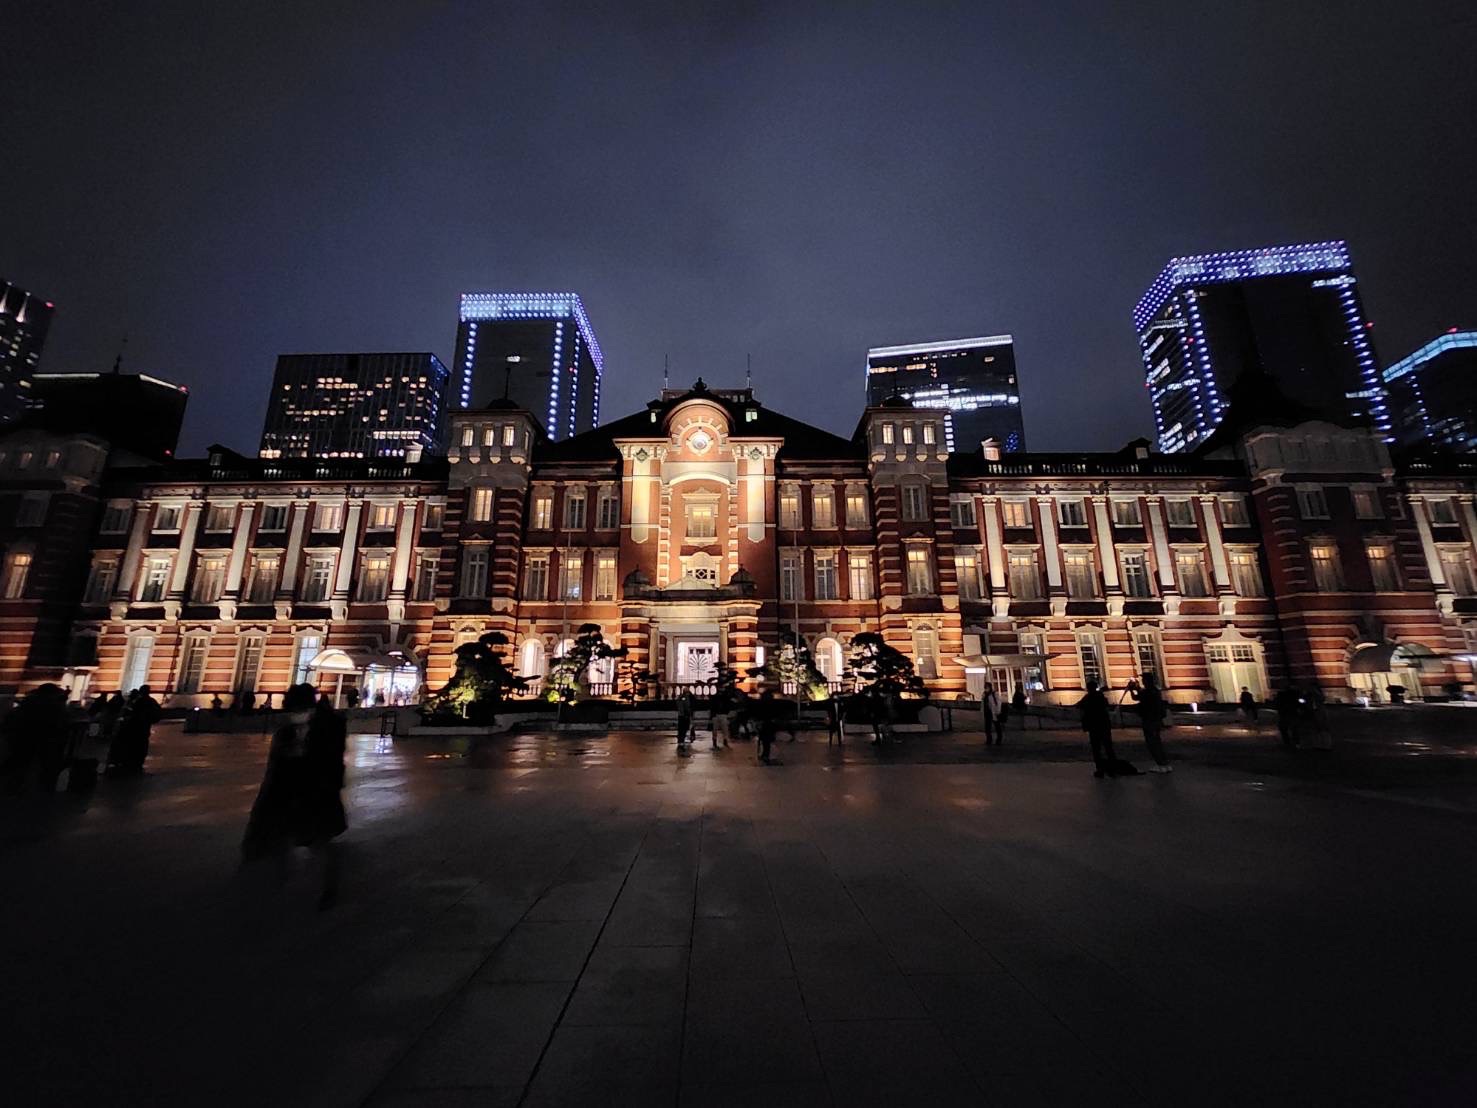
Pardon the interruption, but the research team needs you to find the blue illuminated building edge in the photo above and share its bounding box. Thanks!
[1132,241,1351,333]
[1383,331,1477,383]
[459,292,604,374]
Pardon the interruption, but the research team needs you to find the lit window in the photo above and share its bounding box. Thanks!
[1308,542,1343,591]
[192,555,227,603]
[811,488,836,529]
[912,624,938,679]
[922,423,937,445]
[597,488,619,530]
[523,555,549,600]
[685,500,716,539]
[956,550,981,600]
[779,489,801,529]
[204,504,234,532]
[1002,500,1031,528]
[1121,551,1152,598]
[483,426,496,447]
[1175,550,1210,597]
[1057,499,1087,528]
[1077,633,1105,689]
[367,503,397,531]
[594,553,617,601]
[358,554,391,601]
[814,554,838,600]
[845,491,868,527]
[531,493,553,530]
[1229,550,1263,597]
[460,547,489,597]
[258,504,288,531]
[1439,547,1476,595]
[848,552,873,600]
[560,552,583,600]
[84,557,118,604]
[950,497,976,529]
[1008,551,1041,600]
[881,423,895,445]
[1133,630,1164,683]
[780,551,801,601]
[301,555,334,602]
[1366,543,1399,591]
[246,555,280,603]
[460,426,474,447]
[1063,551,1097,598]
[1219,496,1249,527]
[423,502,444,530]
[293,635,322,684]
[315,503,343,531]
[233,635,265,694]
[905,546,933,594]
[2,551,31,599]
[138,556,172,603]
[901,484,928,522]
[902,425,915,445]
[120,635,154,692]
[564,489,587,530]
[178,635,208,693]
[470,487,494,522]
[502,424,517,446]
[412,552,438,600]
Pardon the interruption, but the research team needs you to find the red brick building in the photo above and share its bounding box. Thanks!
[1,380,1473,708]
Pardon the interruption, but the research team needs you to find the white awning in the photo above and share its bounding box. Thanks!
[954,652,1052,672]
[307,647,421,674]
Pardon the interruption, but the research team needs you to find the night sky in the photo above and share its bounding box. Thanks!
[5,2,1475,457]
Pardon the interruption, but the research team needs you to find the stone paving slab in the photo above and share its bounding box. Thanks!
[4,718,1477,1106]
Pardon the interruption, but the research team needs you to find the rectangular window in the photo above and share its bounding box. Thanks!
[814,554,838,600]
[14,493,48,527]
[293,635,322,684]
[1165,498,1196,527]
[1134,630,1164,683]
[564,490,587,530]
[1440,548,1476,596]
[258,504,289,531]
[560,552,583,600]
[483,426,496,447]
[412,553,438,600]
[460,426,474,447]
[956,550,981,600]
[531,493,553,530]
[178,636,208,694]
[100,502,132,533]
[367,503,396,531]
[121,635,154,692]
[1121,551,1152,598]
[686,501,717,539]
[811,489,836,529]
[595,553,617,601]
[848,553,873,600]
[470,487,494,522]
[845,491,868,527]
[1019,632,1046,691]
[192,555,227,603]
[1309,542,1343,592]
[1057,499,1087,528]
[1008,551,1041,599]
[523,555,549,600]
[1077,634,1105,690]
[922,422,937,445]
[901,424,915,445]
[1229,550,1264,597]
[138,556,171,603]
[423,502,445,530]
[1175,550,1210,597]
[314,502,343,531]
[460,547,489,597]
[301,555,334,602]
[1298,488,1330,520]
[246,555,280,603]
[233,637,265,694]
[2,551,31,599]
[358,555,391,601]
[780,551,801,601]
[901,485,928,522]
[205,504,234,532]
[1002,500,1031,528]
[1219,496,1249,527]
[1063,551,1097,598]
[1352,489,1382,520]
[154,505,182,532]
[1111,499,1141,527]
[950,497,977,529]
[905,546,933,594]
[779,490,800,529]
[1428,498,1458,526]
[1366,543,1399,591]
[84,558,118,604]
[881,423,895,445]
[597,488,619,530]
[502,424,517,447]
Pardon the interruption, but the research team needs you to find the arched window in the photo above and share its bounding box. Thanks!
[815,637,844,681]
[519,638,546,678]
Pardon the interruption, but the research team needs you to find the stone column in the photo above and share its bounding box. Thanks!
[275,501,311,618]
[111,503,154,617]
[1144,496,1180,614]
[1198,495,1235,615]
[219,503,256,621]
[167,502,204,599]
[1035,497,1064,614]
[1410,496,1453,613]
[331,502,364,620]
[1091,496,1121,614]
[981,496,1008,618]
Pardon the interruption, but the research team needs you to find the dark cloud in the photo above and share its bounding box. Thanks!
[4,1,1474,454]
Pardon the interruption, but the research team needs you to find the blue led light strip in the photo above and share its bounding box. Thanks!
[1383,331,1477,383]
[1133,241,1351,333]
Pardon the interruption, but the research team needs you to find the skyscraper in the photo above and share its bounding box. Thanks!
[1383,330,1477,452]
[865,336,1026,453]
[453,292,603,440]
[1134,241,1389,453]
[0,280,55,424]
[30,371,189,460]
[259,352,449,460]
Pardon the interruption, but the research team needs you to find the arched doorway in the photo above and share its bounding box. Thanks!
[518,638,546,697]
[1203,628,1268,704]
[1348,642,1436,703]
[815,637,844,688]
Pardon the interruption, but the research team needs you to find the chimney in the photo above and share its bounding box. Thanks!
[981,438,1002,462]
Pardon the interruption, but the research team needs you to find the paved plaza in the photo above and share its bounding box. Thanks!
[5,711,1477,1107]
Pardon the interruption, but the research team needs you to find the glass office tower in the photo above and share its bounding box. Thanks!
[453,293,603,440]
[1384,330,1477,452]
[0,280,55,423]
[259,352,449,459]
[1134,241,1389,453]
[865,335,1025,453]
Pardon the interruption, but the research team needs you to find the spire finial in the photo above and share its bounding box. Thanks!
[112,332,128,375]
[746,353,752,390]
[663,353,669,390]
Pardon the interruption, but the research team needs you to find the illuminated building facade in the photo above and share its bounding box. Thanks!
[0,279,55,424]
[453,292,603,441]
[865,336,1025,453]
[258,352,449,460]
[1134,241,1390,453]
[1384,331,1477,453]
[2,381,1473,712]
